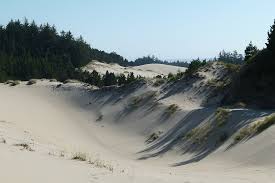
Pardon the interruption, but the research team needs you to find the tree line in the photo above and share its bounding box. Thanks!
[0,19,139,86]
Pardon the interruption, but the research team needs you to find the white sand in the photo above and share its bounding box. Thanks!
[0,78,274,183]
[82,60,187,77]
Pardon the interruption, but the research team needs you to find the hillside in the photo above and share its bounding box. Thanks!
[1,62,274,182]
[82,60,187,78]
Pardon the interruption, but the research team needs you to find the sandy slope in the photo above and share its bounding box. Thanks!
[82,60,187,77]
[0,79,274,183]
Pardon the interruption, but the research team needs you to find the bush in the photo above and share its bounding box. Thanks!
[146,131,163,143]
[153,78,165,87]
[8,80,20,86]
[71,152,87,161]
[185,59,207,75]
[26,79,37,85]
[215,107,230,127]
[165,104,179,115]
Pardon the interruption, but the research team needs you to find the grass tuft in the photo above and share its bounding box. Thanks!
[234,113,275,144]
[215,107,230,127]
[165,104,179,115]
[14,143,34,151]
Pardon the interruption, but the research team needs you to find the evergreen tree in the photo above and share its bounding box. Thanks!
[117,74,126,86]
[266,20,275,53]
[244,41,258,61]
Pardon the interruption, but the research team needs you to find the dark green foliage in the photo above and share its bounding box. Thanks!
[167,71,185,82]
[131,55,189,67]
[0,19,129,82]
[185,58,207,75]
[224,20,275,107]
[266,19,275,53]
[103,71,116,86]
[218,50,244,65]
[244,41,258,61]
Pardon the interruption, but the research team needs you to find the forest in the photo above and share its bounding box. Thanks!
[0,19,140,86]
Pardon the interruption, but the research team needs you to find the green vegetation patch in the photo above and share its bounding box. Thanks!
[215,107,230,127]
[234,113,275,144]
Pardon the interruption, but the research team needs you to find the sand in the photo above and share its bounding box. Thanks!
[0,77,274,183]
[82,60,187,77]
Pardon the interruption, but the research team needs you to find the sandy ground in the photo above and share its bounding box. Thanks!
[82,60,187,77]
[0,79,274,183]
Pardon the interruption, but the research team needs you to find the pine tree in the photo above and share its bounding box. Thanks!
[244,41,258,61]
[266,19,275,52]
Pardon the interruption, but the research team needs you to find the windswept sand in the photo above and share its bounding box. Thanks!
[82,60,187,77]
[0,79,274,183]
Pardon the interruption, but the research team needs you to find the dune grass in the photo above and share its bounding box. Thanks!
[71,152,87,161]
[14,143,34,151]
[234,113,275,143]
[153,78,165,87]
[146,131,163,143]
[185,123,212,145]
[165,104,179,115]
[215,107,230,127]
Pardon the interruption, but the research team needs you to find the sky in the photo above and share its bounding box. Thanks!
[0,0,274,61]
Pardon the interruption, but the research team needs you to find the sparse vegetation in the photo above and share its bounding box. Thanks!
[184,123,212,145]
[129,96,143,108]
[167,71,184,82]
[221,62,241,73]
[234,113,275,144]
[165,104,179,115]
[153,78,165,87]
[185,59,207,75]
[14,143,34,151]
[88,158,114,172]
[128,92,157,108]
[71,152,87,161]
[7,80,20,86]
[26,79,37,85]
[146,131,163,143]
[215,107,230,127]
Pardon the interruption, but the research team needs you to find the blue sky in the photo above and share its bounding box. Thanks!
[0,0,274,60]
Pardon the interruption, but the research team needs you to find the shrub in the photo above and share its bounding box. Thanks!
[71,152,87,161]
[14,143,34,151]
[165,104,179,115]
[184,123,212,145]
[153,78,165,87]
[146,131,163,143]
[27,79,37,85]
[129,96,143,108]
[7,80,20,86]
[253,114,275,134]
[215,107,230,127]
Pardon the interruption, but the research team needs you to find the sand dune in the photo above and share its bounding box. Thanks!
[82,60,187,77]
[0,77,274,182]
